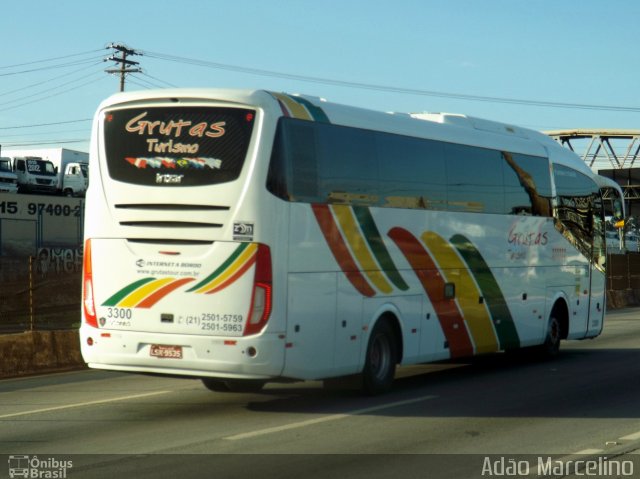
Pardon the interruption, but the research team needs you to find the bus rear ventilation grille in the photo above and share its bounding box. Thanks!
[115,203,230,211]
[127,238,213,245]
[119,221,223,228]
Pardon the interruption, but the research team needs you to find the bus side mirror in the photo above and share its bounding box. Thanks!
[613,200,623,222]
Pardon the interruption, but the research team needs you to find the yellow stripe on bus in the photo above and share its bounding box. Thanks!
[421,231,498,354]
[332,205,393,294]
[194,243,258,294]
[271,92,313,121]
[119,277,176,308]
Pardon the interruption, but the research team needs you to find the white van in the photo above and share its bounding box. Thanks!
[0,157,18,194]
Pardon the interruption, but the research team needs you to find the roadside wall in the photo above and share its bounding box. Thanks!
[0,330,84,378]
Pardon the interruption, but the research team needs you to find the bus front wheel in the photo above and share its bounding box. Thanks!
[362,319,398,395]
[539,314,561,357]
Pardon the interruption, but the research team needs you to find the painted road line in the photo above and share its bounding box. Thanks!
[572,449,605,455]
[224,394,437,441]
[0,390,171,419]
[620,431,640,441]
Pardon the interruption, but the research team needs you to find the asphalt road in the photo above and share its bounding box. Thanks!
[2,308,640,478]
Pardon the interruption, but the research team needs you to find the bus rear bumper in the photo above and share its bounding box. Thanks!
[79,327,286,380]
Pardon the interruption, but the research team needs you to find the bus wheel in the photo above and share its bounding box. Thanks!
[362,319,397,395]
[201,378,231,392]
[539,314,561,358]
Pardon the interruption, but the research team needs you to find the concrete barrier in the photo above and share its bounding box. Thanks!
[0,330,85,379]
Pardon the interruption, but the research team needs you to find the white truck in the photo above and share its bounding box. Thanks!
[0,157,19,194]
[3,148,89,196]
[3,155,58,194]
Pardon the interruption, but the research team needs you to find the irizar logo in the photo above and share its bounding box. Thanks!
[156,173,184,184]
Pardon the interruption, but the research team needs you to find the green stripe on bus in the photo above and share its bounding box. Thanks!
[352,206,409,291]
[291,95,331,123]
[450,234,520,350]
[186,243,250,292]
[102,278,156,307]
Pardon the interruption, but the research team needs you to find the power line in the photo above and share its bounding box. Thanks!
[0,118,91,130]
[0,67,105,108]
[140,71,177,88]
[142,49,640,113]
[0,74,108,113]
[0,56,105,77]
[2,139,88,147]
[1,128,89,139]
[0,48,104,70]
[0,62,104,98]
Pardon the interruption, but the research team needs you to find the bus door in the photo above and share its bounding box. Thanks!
[586,187,616,337]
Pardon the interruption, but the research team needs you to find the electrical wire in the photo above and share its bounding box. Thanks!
[0,55,105,77]
[142,49,640,113]
[0,48,105,70]
[0,74,108,113]
[0,66,105,107]
[0,62,105,98]
[2,139,88,147]
[0,118,91,130]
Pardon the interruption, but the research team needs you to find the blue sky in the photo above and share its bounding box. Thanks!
[1,0,639,153]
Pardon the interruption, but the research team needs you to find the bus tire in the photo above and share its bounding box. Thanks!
[362,319,398,395]
[201,378,231,392]
[539,313,562,358]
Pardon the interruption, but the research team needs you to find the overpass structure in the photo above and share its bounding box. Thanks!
[546,130,640,215]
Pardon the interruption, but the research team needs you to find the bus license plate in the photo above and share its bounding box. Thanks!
[150,344,183,359]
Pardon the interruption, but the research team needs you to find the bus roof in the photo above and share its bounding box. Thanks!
[96,88,595,179]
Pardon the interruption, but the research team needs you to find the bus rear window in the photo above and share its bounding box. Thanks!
[103,106,255,186]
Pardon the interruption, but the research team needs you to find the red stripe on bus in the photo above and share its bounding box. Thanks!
[136,278,195,309]
[388,227,474,358]
[312,204,376,297]
[206,255,257,294]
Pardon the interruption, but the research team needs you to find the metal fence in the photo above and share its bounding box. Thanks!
[0,252,81,333]
[1,252,639,334]
[607,252,640,291]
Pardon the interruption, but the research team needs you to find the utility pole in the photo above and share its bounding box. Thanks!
[105,43,141,92]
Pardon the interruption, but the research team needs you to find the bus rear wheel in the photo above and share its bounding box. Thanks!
[362,319,398,395]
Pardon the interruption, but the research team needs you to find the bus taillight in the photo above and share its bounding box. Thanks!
[244,244,272,336]
[82,239,98,328]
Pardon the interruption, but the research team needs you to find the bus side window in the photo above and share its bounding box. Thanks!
[267,118,319,202]
[554,164,600,262]
[444,143,504,214]
[315,122,377,205]
[503,152,552,217]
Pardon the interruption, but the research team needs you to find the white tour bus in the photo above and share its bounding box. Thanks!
[80,89,624,394]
